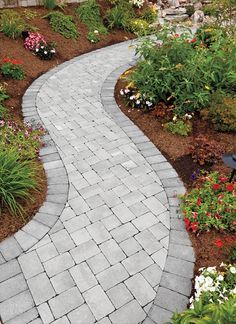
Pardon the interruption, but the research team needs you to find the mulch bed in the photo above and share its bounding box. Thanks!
[0,1,134,242]
[115,74,236,273]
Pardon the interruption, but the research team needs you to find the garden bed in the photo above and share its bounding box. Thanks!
[0,1,136,242]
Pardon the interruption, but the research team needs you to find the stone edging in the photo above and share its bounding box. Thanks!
[101,63,195,322]
[0,71,70,262]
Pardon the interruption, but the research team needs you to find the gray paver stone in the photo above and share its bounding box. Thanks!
[44,252,75,277]
[0,260,21,283]
[49,287,84,319]
[83,285,115,320]
[122,250,153,275]
[28,272,55,305]
[70,262,97,292]
[148,305,173,324]
[51,270,75,294]
[109,300,146,324]
[37,303,54,324]
[154,287,189,313]
[0,273,27,302]
[164,256,194,279]
[67,304,95,324]
[18,251,44,279]
[100,239,126,265]
[96,263,129,291]
[0,237,22,261]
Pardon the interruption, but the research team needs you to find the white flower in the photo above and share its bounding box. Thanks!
[136,100,140,105]
[124,88,130,94]
[120,89,124,95]
[94,30,99,34]
[41,46,44,49]
[44,51,48,54]
[50,49,56,53]
[173,115,177,121]
[130,95,135,100]
[35,48,39,52]
[230,287,236,294]
[230,266,236,274]
[217,275,224,281]
[206,266,216,274]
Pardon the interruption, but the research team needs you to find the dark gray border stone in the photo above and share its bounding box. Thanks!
[0,66,70,261]
[101,62,195,323]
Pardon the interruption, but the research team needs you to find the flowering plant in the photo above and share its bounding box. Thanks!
[130,0,144,8]
[0,120,45,160]
[190,263,236,308]
[120,82,154,111]
[180,172,236,233]
[1,57,24,80]
[24,32,46,51]
[34,42,56,61]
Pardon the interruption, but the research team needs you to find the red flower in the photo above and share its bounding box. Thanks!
[220,176,227,183]
[215,239,223,247]
[191,222,199,232]
[190,38,197,43]
[184,218,191,231]
[212,183,220,190]
[196,198,202,206]
[226,183,234,192]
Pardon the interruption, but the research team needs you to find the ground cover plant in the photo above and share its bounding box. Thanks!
[1,57,25,80]
[0,9,27,39]
[45,11,79,39]
[75,0,107,43]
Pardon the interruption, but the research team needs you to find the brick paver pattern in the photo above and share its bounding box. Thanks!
[0,41,194,324]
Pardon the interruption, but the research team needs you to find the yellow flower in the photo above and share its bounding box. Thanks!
[205,85,211,90]
[127,81,135,89]
[175,63,183,69]
[135,92,141,99]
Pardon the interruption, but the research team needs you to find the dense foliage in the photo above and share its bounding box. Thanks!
[0,10,27,39]
[45,11,79,39]
[180,172,236,233]
[130,27,236,117]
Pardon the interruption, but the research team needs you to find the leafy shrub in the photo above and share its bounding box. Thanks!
[180,172,236,232]
[164,120,192,137]
[189,264,236,308]
[0,83,9,103]
[75,0,107,43]
[43,0,57,10]
[1,58,25,80]
[35,42,56,60]
[0,10,27,39]
[189,135,224,165]
[185,5,195,16]
[105,0,135,29]
[130,27,236,116]
[0,150,39,218]
[229,247,236,262]
[127,18,152,36]
[0,120,45,160]
[139,3,158,23]
[203,4,221,17]
[45,12,79,39]
[201,96,236,132]
[172,295,236,323]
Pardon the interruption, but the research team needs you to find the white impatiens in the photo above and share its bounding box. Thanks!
[130,0,145,8]
[190,264,236,309]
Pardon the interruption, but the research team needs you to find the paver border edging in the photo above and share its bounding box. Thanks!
[0,73,69,262]
[101,63,196,323]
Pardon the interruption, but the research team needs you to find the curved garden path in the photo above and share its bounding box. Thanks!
[0,41,194,324]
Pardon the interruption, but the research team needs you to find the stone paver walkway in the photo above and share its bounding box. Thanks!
[0,41,194,324]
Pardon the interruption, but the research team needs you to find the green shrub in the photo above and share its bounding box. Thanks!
[139,4,157,23]
[185,5,195,16]
[0,120,45,160]
[203,3,221,17]
[1,58,25,80]
[201,96,236,132]
[0,83,9,103]
[180,172,236,233]
[105,0,135,30]
[164,120,192,136]
[127,18,152,36]
[75,0,107,42]
[0,10,27,39]
[130,27,236,116]
[0,150,39,218]
[45,12,79,39]
[171,295,236,323]
[43,0,57,10]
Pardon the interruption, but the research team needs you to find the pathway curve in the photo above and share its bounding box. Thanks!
[0,41,194,324]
